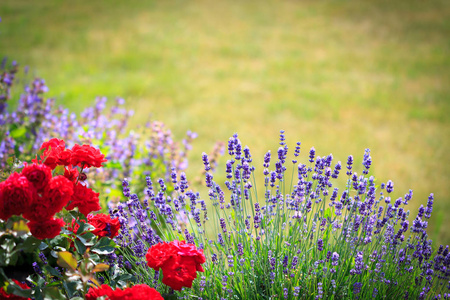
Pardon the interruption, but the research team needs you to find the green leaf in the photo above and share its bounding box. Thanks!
[91,245,115,255]
[74,239,86,255]
[62,281,78,298]
[42,286,66,300]
[39,242,48,251]
[115,273,135,283]
[57,251,77,271]
[16,235,41,253]
[54,165,65,176]
[94,237,111,247]
[49,234,66,247]
[10,126,27,139]
[89,253,101,262]
[91,237,116,255]
[44,265,62,278]
[76,221,89,235]
[69,210,81,220]
[6,156,15,166]
[161,294,178,300]
[33,288,44,300]
[6,252,18,265]
[0,268,7,282]
[2,238,15,252]
[6,280,33,298]
[80,232,95,244]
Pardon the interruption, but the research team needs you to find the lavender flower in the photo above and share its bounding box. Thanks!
[353,282,362,297]
[346,155,353,175]
[83,131,450,299]
[362,148,372,174]
[332,252,339,266]
[425,193,434,219]
[316,282,323,299]
[293,287,300,297]
[309,147,316,163]
[318,239,324,251]
[386,180,394,193]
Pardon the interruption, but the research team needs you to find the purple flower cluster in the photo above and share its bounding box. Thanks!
[198,131,448,298]
[0,58,18,114]
[99,130,448,299]
[0,62,204,208]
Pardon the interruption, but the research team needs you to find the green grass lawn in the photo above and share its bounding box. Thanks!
[1,0,449,244]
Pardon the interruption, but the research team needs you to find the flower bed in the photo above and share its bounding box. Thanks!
[1,61,449,299]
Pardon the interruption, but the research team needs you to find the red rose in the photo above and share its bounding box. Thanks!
[57,149,72,166]
[70,144,107,169]
[23,176,74,222]
[0,279,31,300]
[85,284,113,300]
[21,163,52,192]
[0,173,36,221]
[45,176,74,212]
[161,255,198,290]
[22,199,53,222]
[63,166,79,182]
[40,138,66,169]
[87,213,121,238]
[171,240,206,271]
[145,242,174,270]
[87,284,163,300]
[66,183,101,216]
[146,240,205,290]
[109,284,163,300]
[40,138,65,152]
[68,218,85,234]
[27,218,65,240]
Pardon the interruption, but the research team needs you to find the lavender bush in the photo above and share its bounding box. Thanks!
[110,131,449,299]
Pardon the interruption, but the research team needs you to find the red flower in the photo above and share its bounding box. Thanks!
[27,218,65,240]
[45,176,74,211]
[161,255,198,290]
[66,183,101,216]
[0,279,31,300]
[87,213,121,238]
[21,163,52,192]
[171,240,206,272]
[57,149,72,166]
[39,138,66,169]
[68,218,85,234]
[70,144,107,169]
[85,284,113,300]
[0,173,36,221]
[22,200,53,222]
[109,284,163,300]
[40,138,65,152]
[86,284,163,300]
[63,166,79,182]
[23,176,74,222]
[145,240,205,290]
[145,242,174,270]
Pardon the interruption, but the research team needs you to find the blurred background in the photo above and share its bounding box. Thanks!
[1,0,449,244]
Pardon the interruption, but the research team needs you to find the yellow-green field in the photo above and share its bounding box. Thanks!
[1,0,449,244]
